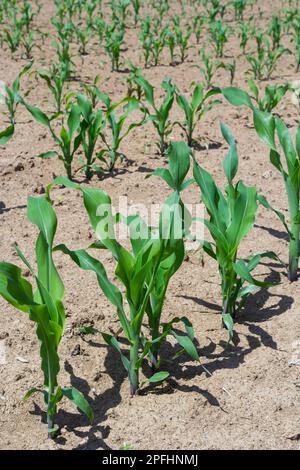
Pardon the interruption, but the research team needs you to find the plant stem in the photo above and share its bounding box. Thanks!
[129,338,139,396]
[288,221,300,282]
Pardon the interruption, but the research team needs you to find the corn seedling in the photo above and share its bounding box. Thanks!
[197,48,224,89]
[135,76,175,155]
[37,65,68,116]
[192,14,205,44]
[104,25,124,71]
[175,83,221,146]
[232,0,248,21]
[52,37,75,80]
[0,195,93,437]
[238,17,254,55]
[193,122,280,338]
[97,92,146,172]
[221,81,290,113]
[52,153,199,395]
[132,0,142,26]
[251,111,300,281]
[209,20,230,58]
[246,41,290,80]
[22,99,82,178]
[0,62,32,144]
[175,25,192,63]
[124,62,144,100]
[152,31,166,67]
[269,15,282,50]
[76,93,105,179]
[220,86,300,281]
[3,25,22,56]
[75,25,91,56]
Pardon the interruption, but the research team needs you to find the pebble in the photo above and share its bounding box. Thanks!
[16,356,29,363]
[14,162,25,172]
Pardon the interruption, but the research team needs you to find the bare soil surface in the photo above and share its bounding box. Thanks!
[1,0,300,450]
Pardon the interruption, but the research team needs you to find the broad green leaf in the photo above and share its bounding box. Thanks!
[168,141,191,189]
[0,125,14,144]
[221,121,238,184]
[62,387,94,422]
[222,87,253,109]
[148,371,169,383]
[253,109,276,150]
[171,330,199,361]
[27,196,64,303]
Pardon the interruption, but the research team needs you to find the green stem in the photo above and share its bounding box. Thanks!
[288,222,300,282]
[129,338,139,396]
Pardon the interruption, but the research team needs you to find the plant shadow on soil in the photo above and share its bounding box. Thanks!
[174,268,293,381]
[29,346,127,450]
[0,201,27,214]
[29,268,293,449]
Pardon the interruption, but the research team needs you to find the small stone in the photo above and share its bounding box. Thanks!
[71,344,81,356]
[14,162,24,172]
[34,185,45,194]
[16,356,29,363]
[262,170,272,179]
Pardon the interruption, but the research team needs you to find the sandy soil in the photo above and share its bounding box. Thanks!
[1,0,300,450]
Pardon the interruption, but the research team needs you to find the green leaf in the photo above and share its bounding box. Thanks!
[62,387,94,423]
[171,330,199,361]
[234,259,279,287]
[222,313,234,339]
[37,151,58,159]
[221,121,238,184]
[27,196,64,303]
[23,387,44,401]
[253,109,276,150]
[148,371,170,383]
[24,103,50,127]
[168,141,191,189]
[0,125,14,145]
[222,87,253,109]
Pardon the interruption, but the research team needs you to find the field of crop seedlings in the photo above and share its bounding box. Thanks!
[1,0,300,451]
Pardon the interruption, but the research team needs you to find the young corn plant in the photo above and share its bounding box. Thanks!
[209,20,231,58]
[250,111,300,281]
[152,31,166,67]
[292,31,300,72]
[238,17,254,55]
[216,88,299,280]
[52,160,199,395]
[165,30,176,65]
[197,48,224,89]
[246,40,290,80]
[221,81,289,113]
[22,99,82,179]
[192,14,205,44]
[135,76,176,155]
[0,62,32,144]
[132,0,142,26]
[175,25,192,63]
[97,92,146,172]
[3,26,22,56]
[193,122,280,338]
[36,65,68,116]
[104,26,124,71]
[269,15,282,50]
[76,93,105,179]
[124,62,144,100]
[0,195,93,438]
[175,83,221,147]
[232,0,248,21]
[52,38,75,80]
